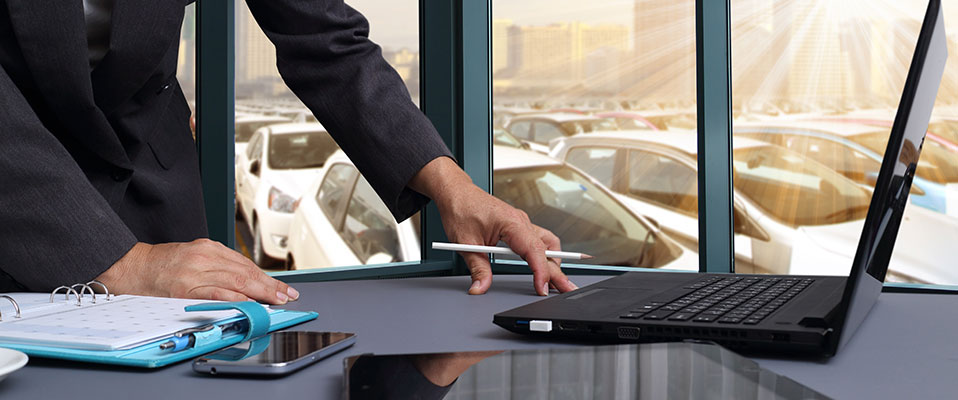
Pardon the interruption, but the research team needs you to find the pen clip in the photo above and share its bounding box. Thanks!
[173,324,215,338]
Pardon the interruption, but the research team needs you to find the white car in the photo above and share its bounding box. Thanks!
[550,130,958,283]
[286,152,421,269]
[288,146,697,272]
[235,123,341,268]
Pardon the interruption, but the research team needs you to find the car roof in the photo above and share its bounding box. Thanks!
[265,122,328,135]
[735,120,883,137]
[493,146,563,170]
[510,112,602,123]
[558,130,767,155]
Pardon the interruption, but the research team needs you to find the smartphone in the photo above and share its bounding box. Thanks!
[193,331,356,376]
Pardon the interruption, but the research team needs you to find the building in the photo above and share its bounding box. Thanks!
[493,19,513,74]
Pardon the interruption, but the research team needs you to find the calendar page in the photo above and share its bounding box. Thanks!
[0,294,268,350]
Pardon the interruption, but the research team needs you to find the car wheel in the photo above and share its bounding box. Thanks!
[285,255,296,271]
[252,221,281,269]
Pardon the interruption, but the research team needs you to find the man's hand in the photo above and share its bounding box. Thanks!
[410,157,577,296]
[95,239,299,305]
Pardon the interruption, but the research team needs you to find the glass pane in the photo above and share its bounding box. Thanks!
[731,0,958,284]
[493,0,698,270]
[179,4,196,136]
[233,0,420,271]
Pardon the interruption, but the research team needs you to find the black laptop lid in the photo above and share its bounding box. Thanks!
[829,0,947,355]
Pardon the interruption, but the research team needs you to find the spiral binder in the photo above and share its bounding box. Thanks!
[0,280,113,322]
[0,286,318,367]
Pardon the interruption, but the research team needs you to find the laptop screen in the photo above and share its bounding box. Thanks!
[834,0,947,353]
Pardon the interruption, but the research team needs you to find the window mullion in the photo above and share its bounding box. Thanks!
[695,0,735,273]
[196,1,236,248]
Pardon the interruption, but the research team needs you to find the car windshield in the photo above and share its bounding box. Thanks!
[236,120,285,143]
[851,131,958,183]
[647,113,696,130]
[494,164,681,268]
[268,131,340,170]
[733,145,871,226]
[559,119,618,135]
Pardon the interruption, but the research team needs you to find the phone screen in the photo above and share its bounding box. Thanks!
[202,331,354,365]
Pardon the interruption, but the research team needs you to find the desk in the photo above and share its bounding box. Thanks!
[1,275,955,399]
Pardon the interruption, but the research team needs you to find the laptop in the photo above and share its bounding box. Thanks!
[494,0,948,357]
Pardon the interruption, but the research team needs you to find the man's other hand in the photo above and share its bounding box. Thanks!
[96,239,299,305]
[410,157,578,296]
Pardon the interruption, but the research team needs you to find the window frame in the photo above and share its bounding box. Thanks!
[195,0,954,292]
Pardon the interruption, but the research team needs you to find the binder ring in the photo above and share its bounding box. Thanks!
[0,295,20,321]
[71,284,96,304]
[86,280,112,301]
[50,286,82,306]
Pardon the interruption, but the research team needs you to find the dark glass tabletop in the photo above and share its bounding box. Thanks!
[344,341,830,400]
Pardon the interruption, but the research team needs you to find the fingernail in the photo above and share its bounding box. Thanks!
[569,280,579,290]
[469,280,481,294]
[276,291,289,303]
[287,287,300,300]
[541,282,549,296]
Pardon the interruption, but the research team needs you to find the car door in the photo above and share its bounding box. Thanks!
[340,177,404,264]
[310,163,360,267]
[619,148,700,250]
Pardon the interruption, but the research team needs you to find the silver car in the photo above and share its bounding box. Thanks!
[551,130,958,284]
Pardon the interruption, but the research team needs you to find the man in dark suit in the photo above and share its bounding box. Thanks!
[0,0,576,304]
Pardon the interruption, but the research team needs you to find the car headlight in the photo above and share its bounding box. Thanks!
[268,187,297,213]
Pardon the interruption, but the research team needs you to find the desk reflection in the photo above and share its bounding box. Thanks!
[344,343,828,400]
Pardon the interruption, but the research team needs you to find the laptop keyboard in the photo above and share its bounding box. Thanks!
[619,276,814,325]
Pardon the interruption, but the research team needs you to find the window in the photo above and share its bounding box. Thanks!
[493,0,697,271]
[627,150,698,217]
[246,131,263,160]
[233,0,420,271]
[318,163,358,224]
[736,131,883,185]
[342,178,403,264]
[565,147,617,188]
[509,121,532,140]
[533,122,564,144]
[731,0,958,284]
[178,4,196,129]
[267,130,338,170]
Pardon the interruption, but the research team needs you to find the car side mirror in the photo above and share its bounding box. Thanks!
[250,159,261,176]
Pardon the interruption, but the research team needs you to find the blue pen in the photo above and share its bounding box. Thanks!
[159,321,247,352]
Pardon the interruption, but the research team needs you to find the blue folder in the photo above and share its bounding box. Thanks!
[0,301,318,368]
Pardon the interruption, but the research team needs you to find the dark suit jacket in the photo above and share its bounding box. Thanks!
[0,0,451,292]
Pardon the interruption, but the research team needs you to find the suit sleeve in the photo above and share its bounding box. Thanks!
[245,0,454,222]
[0,67,137,291]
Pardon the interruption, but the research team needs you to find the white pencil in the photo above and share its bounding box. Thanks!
[432,242,593,260]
